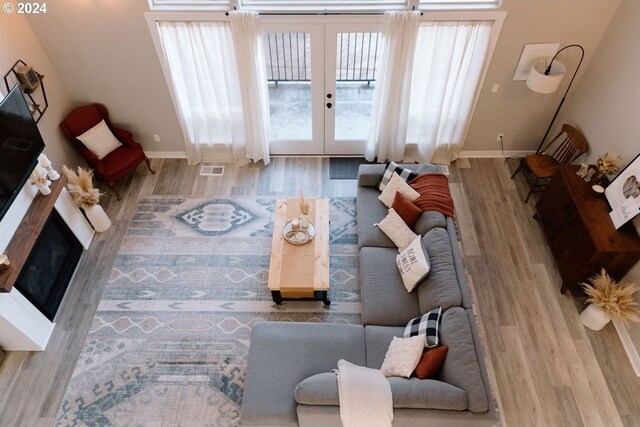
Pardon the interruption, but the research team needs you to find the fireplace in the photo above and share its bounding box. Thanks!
[14,210,83,321]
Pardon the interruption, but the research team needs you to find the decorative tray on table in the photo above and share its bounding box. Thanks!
[283,220,316,245]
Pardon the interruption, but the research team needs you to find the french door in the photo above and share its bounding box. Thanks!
[262,19,382,155]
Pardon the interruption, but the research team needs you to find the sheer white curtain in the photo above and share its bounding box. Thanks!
[365,11,421,162]
[229,11,270,165]
[406,21,493,164]
[158,15,270,166]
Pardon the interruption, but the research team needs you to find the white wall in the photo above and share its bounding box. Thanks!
[0,13,80,169]
[25,0,621,156]
[464,0,621,154]
[26,1,183,154]
[559,0,640,366]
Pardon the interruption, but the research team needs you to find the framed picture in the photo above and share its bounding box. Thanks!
[605,153,640,227]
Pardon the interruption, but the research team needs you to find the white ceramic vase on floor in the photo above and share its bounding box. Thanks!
[580,304,612,331]
[85,204,112,233]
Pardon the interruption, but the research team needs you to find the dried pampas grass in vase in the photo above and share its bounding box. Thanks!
[298,190,311,228]
[62,165,112,233]
[580,268,640,330]
[62,165,100,209]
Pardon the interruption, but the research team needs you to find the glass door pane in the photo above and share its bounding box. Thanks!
[262,25,324,155]
[324,24,381,155]
[264,32,312,140]
[334,32,378,141]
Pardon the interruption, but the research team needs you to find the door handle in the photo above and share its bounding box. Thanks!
[327,93,333,99]
[326,102,334,109]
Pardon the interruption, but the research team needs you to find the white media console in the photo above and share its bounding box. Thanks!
[0,166,94,351]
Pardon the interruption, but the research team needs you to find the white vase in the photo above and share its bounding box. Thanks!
[580,304,612,331]
[37,183,51,195]
[300,213,309,229]
[85,204,112,233]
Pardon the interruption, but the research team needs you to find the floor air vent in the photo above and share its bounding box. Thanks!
[200,165,225,176]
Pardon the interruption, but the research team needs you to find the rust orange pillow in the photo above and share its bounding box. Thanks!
[413,345,448,379]
[392,192,422,228]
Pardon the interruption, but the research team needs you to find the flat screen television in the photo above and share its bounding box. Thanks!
[0,85,45,223]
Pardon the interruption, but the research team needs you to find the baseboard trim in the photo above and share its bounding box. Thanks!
[458,150,535,158]
[613,319,640,377]
[144,150,535,160]
[145,151,187,159]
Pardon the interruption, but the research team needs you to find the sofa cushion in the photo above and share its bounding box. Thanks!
[378,161,420,191]
[414,345,449,379]
[357,186,397,248]
[294,373,467,411]
[404,307,443,348]
[379,172,420,208]
[241,322,366,426]
[380,336,426,378]
[414,210,447,235]
[396,235,430,292]
[295,373,339,406]
[448,217,474,309]
[392,192,422,228]
[417,228,462,312]
[360,247,422,326]
[387,377,467,410]
[438,308,489,413]
[294,372,467,411]
[377,208,417,251]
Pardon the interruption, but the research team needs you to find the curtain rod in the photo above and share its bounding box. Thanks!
[224,7,423,16]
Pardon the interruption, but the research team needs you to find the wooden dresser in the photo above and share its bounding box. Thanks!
[535,165,640,293]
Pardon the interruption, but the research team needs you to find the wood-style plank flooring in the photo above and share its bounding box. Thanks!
[0,157,639,426]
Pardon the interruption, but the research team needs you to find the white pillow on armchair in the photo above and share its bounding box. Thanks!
[76,119,122,160]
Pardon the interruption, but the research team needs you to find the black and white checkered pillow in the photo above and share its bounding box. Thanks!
[404,307,443,348]
[378,161,419,192]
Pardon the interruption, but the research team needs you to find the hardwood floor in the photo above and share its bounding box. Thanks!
[0,157,639,426]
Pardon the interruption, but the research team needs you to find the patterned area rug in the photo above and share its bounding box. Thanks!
[56,197,360,426]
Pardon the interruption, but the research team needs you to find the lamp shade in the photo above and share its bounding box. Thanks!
[526,59,566,94]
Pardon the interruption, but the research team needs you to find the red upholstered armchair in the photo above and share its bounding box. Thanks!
[60,103,155,200]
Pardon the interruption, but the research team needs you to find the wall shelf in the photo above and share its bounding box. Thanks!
[3,59,48,124]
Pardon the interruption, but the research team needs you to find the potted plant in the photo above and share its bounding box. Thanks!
[580,268,640,330]
[62,165,112,233]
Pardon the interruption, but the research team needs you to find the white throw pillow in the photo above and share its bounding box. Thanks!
[76,119,122,160]
[396,235,430,292]
[378,172,420,208]
[380,335,426,378]
[376,208,417,251]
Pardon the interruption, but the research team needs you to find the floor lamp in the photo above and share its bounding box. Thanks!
[526,44,584,154]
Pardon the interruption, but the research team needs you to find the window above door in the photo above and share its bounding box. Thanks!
[148,0,500,12]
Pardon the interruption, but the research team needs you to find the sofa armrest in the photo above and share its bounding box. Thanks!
[357,164,388,187]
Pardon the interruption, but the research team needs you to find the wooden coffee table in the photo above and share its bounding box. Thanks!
[267,198,330,305]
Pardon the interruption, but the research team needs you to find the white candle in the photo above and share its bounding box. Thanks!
[38,153,52,168]
[32,165,45,178]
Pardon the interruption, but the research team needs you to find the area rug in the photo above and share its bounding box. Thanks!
[56,196,360,427]
[329,157,372,180]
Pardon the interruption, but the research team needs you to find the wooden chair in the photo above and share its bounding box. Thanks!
[60,103,155,200]
[511,124,588,202]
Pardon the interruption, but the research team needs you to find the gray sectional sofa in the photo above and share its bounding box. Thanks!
[241,164,497,427]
